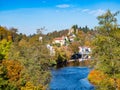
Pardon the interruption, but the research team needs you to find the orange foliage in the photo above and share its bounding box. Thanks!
[2,60,23,82]
[7,35,12,41]
[78,30,85,39]
[84,40,91,47]
[117,79,120,89]
[88,70,106,85]
[88,70,120,89]
[18,39,29,47]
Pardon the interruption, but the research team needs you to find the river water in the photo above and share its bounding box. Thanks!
[49,66,94,90]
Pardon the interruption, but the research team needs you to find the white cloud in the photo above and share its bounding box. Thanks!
[89,9,105,16]
[80,9,105,16]
[82,9,90,12]
[56,4,70,8]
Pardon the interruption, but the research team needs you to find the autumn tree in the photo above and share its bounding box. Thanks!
[0,39,12,60]
[9,27,18,42]
[77,30,85,46]
[68,41,80,54]
[8,42,51,89]
[54,46,72,66]
[0,26,20,42]
[0,26,8,40]
[92,10,120,89]
[0,60,23,90]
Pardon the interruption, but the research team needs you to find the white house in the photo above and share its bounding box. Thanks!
[79,46,91,54]
[78,46,91,61]
[53,36,65,46]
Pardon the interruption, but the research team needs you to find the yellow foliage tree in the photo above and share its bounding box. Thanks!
[2,60,23,87]
[88,70,120,89]
[21,82,46,90]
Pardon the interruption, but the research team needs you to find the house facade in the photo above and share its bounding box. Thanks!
[53,36,65,46]
[78,46,91,61]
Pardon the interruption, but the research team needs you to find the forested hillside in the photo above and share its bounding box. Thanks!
[0,25,95,89]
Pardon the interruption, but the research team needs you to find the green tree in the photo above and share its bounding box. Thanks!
[8,42,51,88]
[0,26,8,40]
[9,27,18,42]
[92,10,120,89]
[0,39,12,60]
[71,25,78,34]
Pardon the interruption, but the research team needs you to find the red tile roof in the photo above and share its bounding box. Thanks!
[54,37,64,40]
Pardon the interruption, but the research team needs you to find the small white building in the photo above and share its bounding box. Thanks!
[53,36,65,46]
[79,46,91,54]
[46,44,55,56]
[78,46,91,61]
[39,36,42,42]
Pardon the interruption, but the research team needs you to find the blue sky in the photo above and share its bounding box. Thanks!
[0,0,120,35]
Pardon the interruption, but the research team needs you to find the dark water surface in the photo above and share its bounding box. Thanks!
[49,66,94,90]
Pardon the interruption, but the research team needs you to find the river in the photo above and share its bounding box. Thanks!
[49,66,94,90]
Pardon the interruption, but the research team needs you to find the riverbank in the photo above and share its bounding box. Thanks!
[55,59,92,69]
